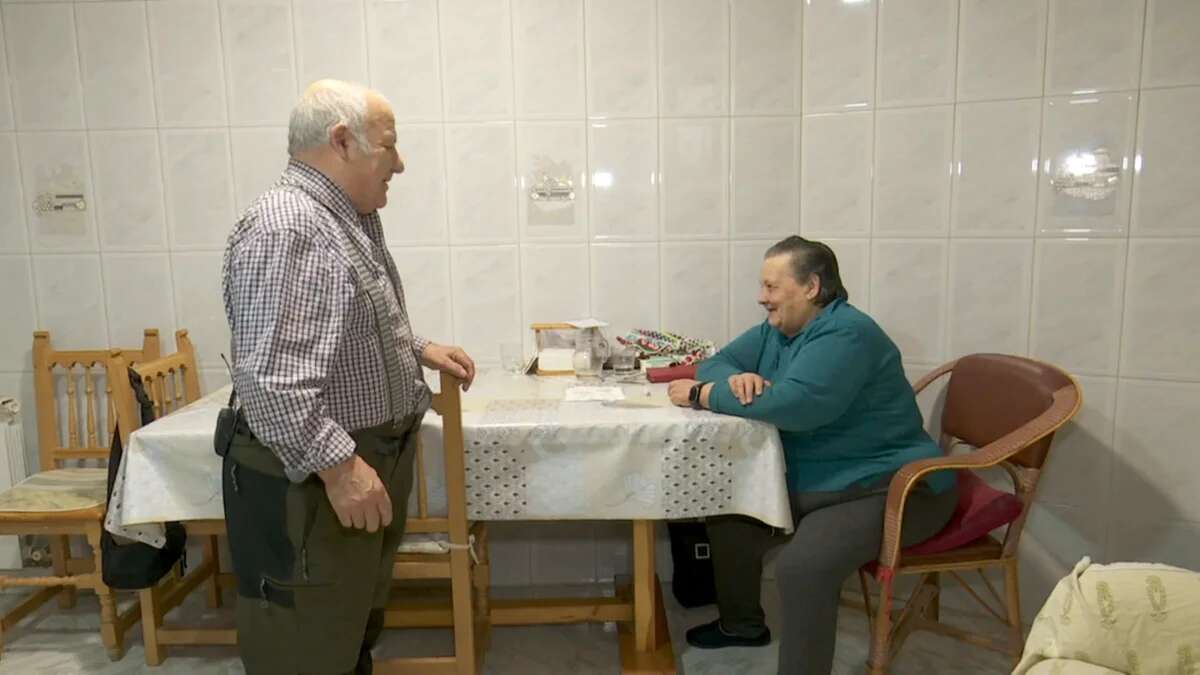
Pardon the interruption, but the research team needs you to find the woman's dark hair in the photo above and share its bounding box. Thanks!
[764,236,848,307]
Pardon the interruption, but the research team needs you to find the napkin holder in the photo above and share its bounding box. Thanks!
[531,323,580,376]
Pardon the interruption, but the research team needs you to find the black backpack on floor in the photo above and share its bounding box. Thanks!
[667,520,717,608]
[100,368,187,590]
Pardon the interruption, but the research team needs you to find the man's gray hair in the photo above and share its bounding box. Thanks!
[287,80,371,156]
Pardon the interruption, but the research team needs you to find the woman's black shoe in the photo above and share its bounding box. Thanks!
[684,620,771,649]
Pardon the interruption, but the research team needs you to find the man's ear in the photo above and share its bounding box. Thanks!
[329,123,353,160]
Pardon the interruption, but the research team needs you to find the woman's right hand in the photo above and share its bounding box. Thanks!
[728,373,771,406]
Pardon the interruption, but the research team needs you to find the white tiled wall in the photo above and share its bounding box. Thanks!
[1,0,1199,618]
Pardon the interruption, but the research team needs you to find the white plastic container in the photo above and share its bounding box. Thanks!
[0,397,29,568]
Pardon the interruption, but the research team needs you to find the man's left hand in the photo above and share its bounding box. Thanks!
[669,379,699,407]
[420,343,476,390]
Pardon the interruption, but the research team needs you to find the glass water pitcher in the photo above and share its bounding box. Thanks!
[572,327,610,379]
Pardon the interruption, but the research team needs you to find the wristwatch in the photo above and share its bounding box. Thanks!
[688,382,705,410]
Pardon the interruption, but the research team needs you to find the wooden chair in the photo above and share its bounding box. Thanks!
[0,329,161,659]
[381,372,490,675]
[108,329,232,666]
[858,354,1082,673]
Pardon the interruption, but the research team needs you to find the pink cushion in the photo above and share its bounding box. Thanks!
[645,363,699,383]
[902,470,1024,556]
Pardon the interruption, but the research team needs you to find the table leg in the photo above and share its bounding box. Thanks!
[618,520,675,674]
[632,520,660,651]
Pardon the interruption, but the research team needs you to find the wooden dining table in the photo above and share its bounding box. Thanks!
[106,369,794,673]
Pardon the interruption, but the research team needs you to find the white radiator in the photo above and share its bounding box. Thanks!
[0,397,28,569]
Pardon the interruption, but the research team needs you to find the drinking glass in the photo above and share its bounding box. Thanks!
[500,342,525,375]
[611,345,637,376]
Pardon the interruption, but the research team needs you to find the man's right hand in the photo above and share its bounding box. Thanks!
[727,373,771,406]
[317,455,392,533]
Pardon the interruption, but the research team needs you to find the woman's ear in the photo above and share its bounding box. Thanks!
[805,274,822,302]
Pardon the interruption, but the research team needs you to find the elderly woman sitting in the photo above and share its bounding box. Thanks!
[667,236,958,675]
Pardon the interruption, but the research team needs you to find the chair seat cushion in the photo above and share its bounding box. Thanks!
[0,468,108,513]
[902,470,1024,556]
[396,532,480,559]
[397,533,455,555]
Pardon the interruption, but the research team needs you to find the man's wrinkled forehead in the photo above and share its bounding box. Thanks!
[366,93,395,133]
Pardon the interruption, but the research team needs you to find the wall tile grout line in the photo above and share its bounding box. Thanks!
[140,0,182,353]
[945,0,963,357]
[1103,0,1153,561]
[0,4,40,347]
[1025,0,1052,363]
[70,2,113,349]
[505,0,536,582]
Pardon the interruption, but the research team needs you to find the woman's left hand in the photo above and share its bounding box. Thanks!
[668,379,698,407]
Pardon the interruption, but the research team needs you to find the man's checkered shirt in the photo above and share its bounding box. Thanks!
[222,159,431,478]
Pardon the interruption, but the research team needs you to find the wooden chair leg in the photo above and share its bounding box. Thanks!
[85,525,124,661]
[0,580,68,656]
[1004,560,1024,665]
[140,586,166,666]
[476,532,490,622]
[51,535,77,609]
[866,577,892,675]
[475,560,490,606]
[204,535,222,608]
[473,560,491,651]
[450,549,476,675]
[858,569,875,633]
[924,572,941,622]
[471,525,491,652]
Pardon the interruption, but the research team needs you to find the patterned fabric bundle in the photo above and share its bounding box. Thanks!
[616,329,716,366]
[1013,556,1200,675]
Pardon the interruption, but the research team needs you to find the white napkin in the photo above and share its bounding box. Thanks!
[563,386,625,402]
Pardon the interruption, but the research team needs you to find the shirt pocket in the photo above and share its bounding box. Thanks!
[343,284,376,338]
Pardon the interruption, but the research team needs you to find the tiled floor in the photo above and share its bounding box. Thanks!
[0,581,1015,674]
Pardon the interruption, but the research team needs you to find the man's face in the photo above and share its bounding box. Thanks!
[344,94,404,214]
[757,254,818,337]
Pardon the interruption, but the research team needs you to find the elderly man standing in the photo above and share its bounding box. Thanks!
[221,80,475,674]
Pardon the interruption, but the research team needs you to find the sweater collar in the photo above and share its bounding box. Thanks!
[773,298,844,346]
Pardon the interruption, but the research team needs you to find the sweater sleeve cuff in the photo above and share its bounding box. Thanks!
[706,380,738,414]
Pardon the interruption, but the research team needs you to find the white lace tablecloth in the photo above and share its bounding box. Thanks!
[106,370,793,547]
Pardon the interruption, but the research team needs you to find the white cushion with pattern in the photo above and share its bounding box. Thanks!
[0,468,108,512]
